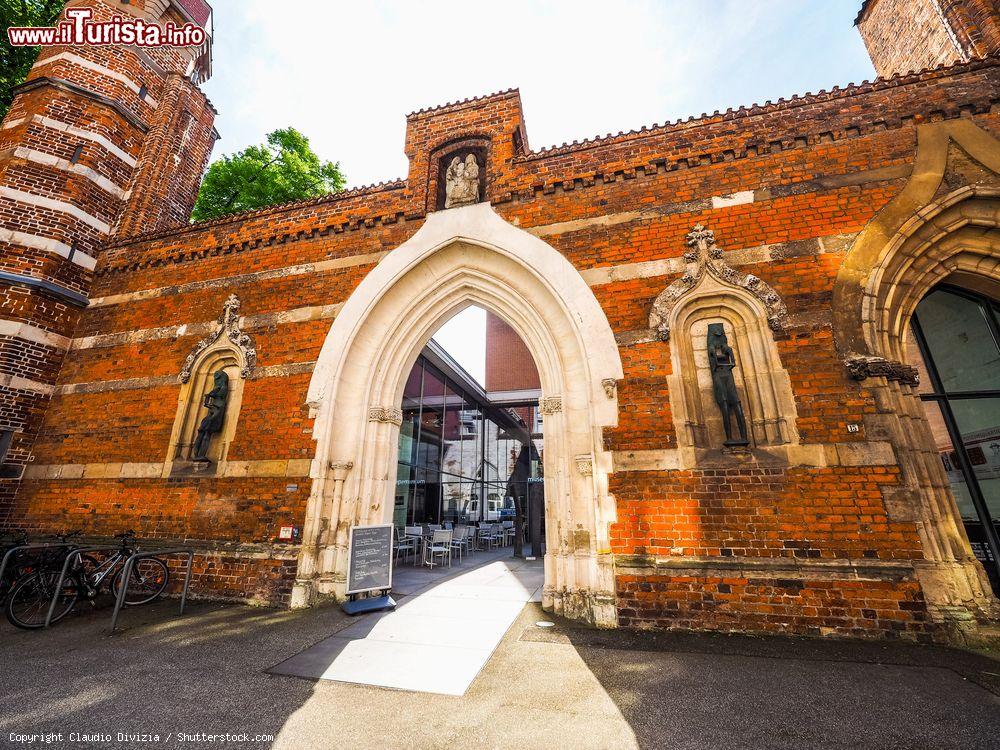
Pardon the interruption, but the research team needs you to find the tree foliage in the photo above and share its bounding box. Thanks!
[0,0,66,122]
[191,127,346,222]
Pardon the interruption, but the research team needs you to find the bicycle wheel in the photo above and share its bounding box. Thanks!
[112,557,169,605]
[6,570,78,629]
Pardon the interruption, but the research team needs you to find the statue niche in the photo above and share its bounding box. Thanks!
[434,144,487,211]
[706,323,749,447]
[652,224,799,462]
[165,294,255,476]
[192,370,230,461]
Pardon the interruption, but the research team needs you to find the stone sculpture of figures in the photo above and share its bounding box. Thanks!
[192,370,230,461]
[444,153,480,208]
[706,323,750,447]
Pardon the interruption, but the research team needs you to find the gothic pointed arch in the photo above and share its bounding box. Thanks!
[180,294,257,382]
[648,224,788,342]
[296,203,624,626]
[831,118,1000,623]
[834,119,1000,365]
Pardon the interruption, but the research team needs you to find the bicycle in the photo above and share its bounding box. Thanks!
[0,528,30,604]
[5,530,170,630]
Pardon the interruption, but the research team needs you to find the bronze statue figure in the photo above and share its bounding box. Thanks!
[706,323,749,447]
[192,370,230,461]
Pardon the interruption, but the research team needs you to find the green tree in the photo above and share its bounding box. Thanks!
[192,127,346,222]
[0,0,66,122]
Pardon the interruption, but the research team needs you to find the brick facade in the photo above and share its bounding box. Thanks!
[0,0,215,525]
[857,0,1000,77]
[2,2,999,638]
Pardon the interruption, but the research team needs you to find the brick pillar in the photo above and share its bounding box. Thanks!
[0,0,215,525]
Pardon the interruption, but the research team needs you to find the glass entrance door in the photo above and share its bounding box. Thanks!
[908,285,1000,593]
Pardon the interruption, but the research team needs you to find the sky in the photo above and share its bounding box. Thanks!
[200,0,877,385]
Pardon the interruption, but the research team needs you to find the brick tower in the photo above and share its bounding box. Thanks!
[856,0,1000,77]
[0,0,217,521]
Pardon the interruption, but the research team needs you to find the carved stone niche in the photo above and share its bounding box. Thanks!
[652,225,797,461]
[164,296,255,477]
[433,139,488,211]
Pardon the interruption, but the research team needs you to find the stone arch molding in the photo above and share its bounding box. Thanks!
[834,120,1000,366]
[832,119,1000,624]
[649,224,788,342]
[295,203,624,626]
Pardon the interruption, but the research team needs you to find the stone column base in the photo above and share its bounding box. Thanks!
[914,559,1000,644]
[543,587,618,628]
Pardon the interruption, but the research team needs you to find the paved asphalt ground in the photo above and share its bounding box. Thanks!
[1,592,999,750]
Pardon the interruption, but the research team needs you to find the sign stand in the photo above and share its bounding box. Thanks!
[342,524,396,616]
[342,588,396,616]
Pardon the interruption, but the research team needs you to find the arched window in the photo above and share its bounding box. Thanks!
[907,285,1000,593]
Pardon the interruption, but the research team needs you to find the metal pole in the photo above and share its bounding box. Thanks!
[45,550,79,628]
[109,549,194,633]
[179,552,193,615]
[109,555,134,633]
[45,546,120,627]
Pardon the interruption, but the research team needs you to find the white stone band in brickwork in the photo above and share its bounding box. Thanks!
[0,186,111,234]
[32,52,159,108]
[13,147,127,198]
[0,228,96,270]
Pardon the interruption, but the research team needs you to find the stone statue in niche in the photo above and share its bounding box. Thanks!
[706,323,750,448]
[444,154,480,208]
[192,370,230,461]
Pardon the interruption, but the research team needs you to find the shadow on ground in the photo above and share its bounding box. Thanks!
[0,596,350,748]
[2,590,999,750]
[521,607,1000,750]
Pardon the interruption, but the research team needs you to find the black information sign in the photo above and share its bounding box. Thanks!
[346,524,393,595]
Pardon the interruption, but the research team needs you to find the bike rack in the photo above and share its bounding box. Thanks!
[110,548,194,633]
[44,546,120,628]
[0,543,75,589]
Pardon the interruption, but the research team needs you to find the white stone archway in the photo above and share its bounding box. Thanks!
[292,203,624,626]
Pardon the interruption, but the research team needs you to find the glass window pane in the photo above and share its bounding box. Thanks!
[394,463,412,528]
[948,397,1000,523]
[914,289,1000,393]
[458,391,479,480]
[440,480,461,524]
[904,325,936,396]
[419,366,444,474]
[399,360,422,467]
[919,399,979,522]
[441,379,462,479]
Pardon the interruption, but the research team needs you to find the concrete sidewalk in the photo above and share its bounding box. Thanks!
[270,553,543,694]
[0,590,998,750]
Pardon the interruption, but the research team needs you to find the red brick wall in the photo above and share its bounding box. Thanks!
[858,0,1000,77]
[484,312,540,393]
[0,0,215,524]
